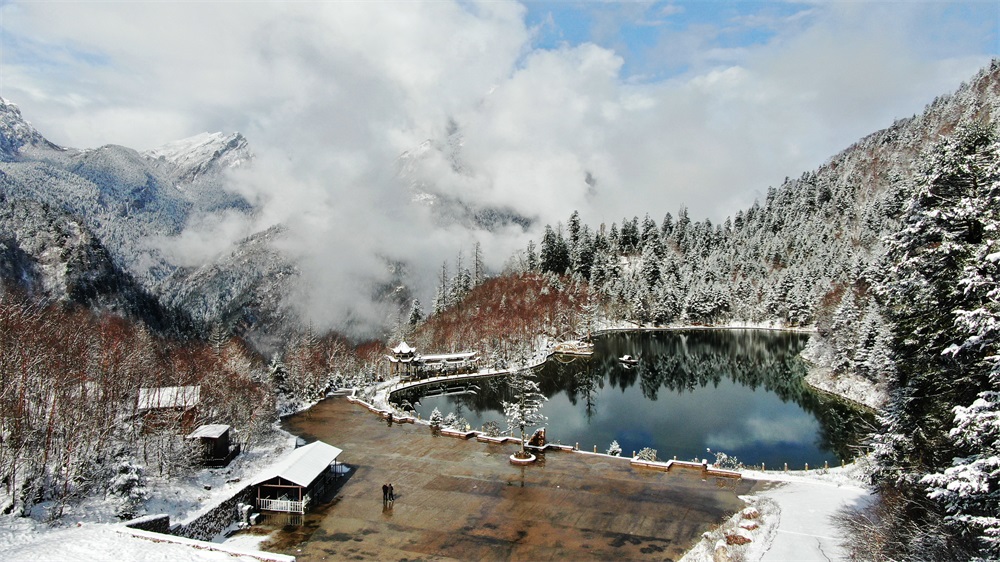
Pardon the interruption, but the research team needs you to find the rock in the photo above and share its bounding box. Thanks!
[725,528,753,545]
[713,539,731,562]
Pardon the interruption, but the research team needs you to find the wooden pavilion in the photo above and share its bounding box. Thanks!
[251,440,343,513]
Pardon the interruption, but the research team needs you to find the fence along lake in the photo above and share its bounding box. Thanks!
[393,330,871,469]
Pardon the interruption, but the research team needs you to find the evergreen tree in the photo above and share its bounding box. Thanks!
[408,299,424,327]
[919,125,1000,559]
[571,226,595,281]
[540,224,570,274]
[620,216,640,254]
[871,124,999,560]
[567,210,582,254]
[526,240,538,272]
[503,368,547,456]
[433,261,449,313]
[660,211,674,240]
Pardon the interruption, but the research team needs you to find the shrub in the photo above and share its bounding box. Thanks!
[607,440,622,457]
[636,447,657,462]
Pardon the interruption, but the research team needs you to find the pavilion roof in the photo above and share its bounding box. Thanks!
[392,341,415,354]
[251,440,343,488]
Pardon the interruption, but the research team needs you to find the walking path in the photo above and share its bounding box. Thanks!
[756,475,869,561]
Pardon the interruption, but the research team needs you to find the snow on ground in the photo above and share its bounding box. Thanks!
[683,461,874,562]
[0,522,275,562]
[144,430,296,525]
[804,365,887,410]
[0,428,296,561]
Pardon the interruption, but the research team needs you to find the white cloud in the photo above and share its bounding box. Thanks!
[0,0,993,332]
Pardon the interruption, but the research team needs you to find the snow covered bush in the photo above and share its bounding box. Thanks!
[442,412,458,428]
[607,440,622,457]
[107,459,149,520]
[429,408,443,431]
[482,420,502,437]
[709,449,743,470]
[636,447,657,462]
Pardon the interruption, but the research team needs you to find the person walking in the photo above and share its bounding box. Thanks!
[388,483,395,502]
[382,483,389,504]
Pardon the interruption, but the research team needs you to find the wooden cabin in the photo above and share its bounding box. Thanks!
[251,440,343,514]
[186,424,240,467]
[137,385,201,433]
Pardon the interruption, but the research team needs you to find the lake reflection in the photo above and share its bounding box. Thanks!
[392,330,870,468]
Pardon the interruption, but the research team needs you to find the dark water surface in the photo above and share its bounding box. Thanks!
[394,330,870,468]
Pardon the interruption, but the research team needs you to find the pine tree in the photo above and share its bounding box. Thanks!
[408,299,424,327]
[433,261,449,314]
[503,368,547,456]
[871,124,999,560]
[540,224,569,274]
[208,321,228,356]
[526,240,538,272]
[918,125,1000,559]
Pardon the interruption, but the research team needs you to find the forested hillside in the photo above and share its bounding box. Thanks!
[496,62,1000,559]
[512,62,1000,400]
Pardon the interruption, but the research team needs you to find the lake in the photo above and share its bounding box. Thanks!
[391,330,870,469]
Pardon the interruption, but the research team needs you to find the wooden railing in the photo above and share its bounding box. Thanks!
[258,496,309,514]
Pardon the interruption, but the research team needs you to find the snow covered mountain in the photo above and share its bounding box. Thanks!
[145,131,252,183]
[0,98,62,160]
[2,62,999,352]
[0,103,278,341]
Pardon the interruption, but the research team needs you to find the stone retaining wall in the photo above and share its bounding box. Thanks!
[170,484,255,542]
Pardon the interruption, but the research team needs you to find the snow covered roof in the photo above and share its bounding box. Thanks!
[137,386,201,411]
[186,424,230,440]
[419,351,478,363]
[392,341,415,354]
[251,441,343,488]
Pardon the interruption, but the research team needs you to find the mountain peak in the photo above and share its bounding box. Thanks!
[145,131,252,181]
[0,98,61,160]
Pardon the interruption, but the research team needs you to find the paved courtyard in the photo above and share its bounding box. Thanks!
[254,397,760,561]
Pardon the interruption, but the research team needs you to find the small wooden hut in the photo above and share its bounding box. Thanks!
[186,424,240,467]
[251,440,343,513]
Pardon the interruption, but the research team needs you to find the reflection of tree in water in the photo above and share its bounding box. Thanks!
[390,330,873,461]
[593,330,872,461]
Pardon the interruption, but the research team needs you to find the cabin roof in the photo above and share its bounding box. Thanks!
[137,385,201,411]
[186,424,230,440]
[251,440,343,488]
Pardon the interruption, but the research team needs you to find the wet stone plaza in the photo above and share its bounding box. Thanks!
[255,397,761,561]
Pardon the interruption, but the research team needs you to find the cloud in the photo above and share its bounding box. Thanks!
[0,0,994,333]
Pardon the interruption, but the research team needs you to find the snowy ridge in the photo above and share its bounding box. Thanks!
[146,131,252,182]
[0,97,62,159]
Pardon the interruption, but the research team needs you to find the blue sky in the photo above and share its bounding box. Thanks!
[521,1,997,81]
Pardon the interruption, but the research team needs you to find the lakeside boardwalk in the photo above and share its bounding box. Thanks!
[261,397,760,561]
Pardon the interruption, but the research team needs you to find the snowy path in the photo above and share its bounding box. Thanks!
[754,474,870,561]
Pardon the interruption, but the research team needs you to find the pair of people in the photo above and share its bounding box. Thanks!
[381,482,395,504]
